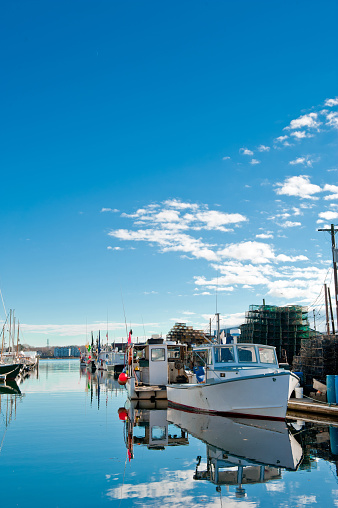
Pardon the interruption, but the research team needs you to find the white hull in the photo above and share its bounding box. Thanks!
[167,371,298,420]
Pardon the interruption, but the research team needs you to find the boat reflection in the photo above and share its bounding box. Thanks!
[0,380,21,396]
[121,400,188,460]
[167,408,303,496]
[80,366,126,408]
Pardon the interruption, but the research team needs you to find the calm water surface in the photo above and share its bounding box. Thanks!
[0,359,337,507]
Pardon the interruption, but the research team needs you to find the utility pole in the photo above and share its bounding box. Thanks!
[313,309,316,332]
[318,224,338,333]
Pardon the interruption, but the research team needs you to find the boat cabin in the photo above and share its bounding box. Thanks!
[131,339,188,386]
[192,344,278,369]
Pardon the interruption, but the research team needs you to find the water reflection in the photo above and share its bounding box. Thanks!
[168,409,302,497]
[1,360,335,507]
[122,400,188,460]
[80,365,125,408]
[117,399,338,501]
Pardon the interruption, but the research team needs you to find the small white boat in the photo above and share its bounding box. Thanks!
[167,343,299,421]
[96,349,125,373]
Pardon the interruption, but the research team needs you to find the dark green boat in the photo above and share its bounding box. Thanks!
[0,363,23,380]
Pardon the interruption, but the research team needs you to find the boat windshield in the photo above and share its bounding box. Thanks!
[258,347,277,364]
[237,345,257,363]
[214,346,235,363]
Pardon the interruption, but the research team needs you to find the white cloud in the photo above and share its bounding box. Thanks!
[290,131,313,139]
[289,156,316,167]
[279,221,302,228]
[276,254,308,261]
[318,211,338,220]
[222,156,230,160]
[274,135,288,143]
[325,97,338,107]
[194,210,247,231]
[20,321,158,337]
[101,208,119,213]
[275,175,322,200]
[285,112,321,130]
[107,246,123,251]
[109,228,219,262]
[323,184,338,201]
[250,159,261,165]
[289,157,306,165]
[258,145,270,152]
[256,233,274,239]
[163,199,199,211]
[218,241,274,264]
[240,148,254,155]
[326,111,338,129]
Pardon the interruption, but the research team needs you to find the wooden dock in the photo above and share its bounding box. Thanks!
[287,397,338,425]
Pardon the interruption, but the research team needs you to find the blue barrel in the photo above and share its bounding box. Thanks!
[335,375,338,404]
[330,427,338,455]
[327,375,336,404]
[293,372,304,386]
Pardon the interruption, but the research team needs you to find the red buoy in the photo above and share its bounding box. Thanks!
[118,372,128,385]
[118,407,128,420]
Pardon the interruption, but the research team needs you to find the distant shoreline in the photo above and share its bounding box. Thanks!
[39,357,80,360]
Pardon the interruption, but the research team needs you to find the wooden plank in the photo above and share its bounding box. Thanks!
[288,399,338,417]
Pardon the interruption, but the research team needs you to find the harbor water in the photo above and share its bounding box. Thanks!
[1,359,338,507]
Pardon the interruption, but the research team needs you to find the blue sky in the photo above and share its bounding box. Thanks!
[1,1,338,346]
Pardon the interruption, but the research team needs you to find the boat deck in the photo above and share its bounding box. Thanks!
[131,384,167,400]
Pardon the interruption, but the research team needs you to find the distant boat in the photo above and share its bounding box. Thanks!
[96,349,125,373]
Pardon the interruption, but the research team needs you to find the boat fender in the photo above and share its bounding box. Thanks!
[118,372,129,385]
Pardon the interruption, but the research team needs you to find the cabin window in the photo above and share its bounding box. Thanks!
[194,350,208,367]
[168,348,181,359]
[151,348,165,362]
[214,346,235,363]
[207,348,213,365]
[258,347,277,364]
[151,426,166,440]
[237,346,257,363]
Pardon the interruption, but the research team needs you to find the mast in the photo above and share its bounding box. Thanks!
[12,313,15,354]
[1,327,4,361]
[216,313,220,344]
[17,321,19,356]
[9,310,12,354]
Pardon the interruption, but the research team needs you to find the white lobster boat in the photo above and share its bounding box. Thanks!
[167,343,299,421]
[96,349,125,373]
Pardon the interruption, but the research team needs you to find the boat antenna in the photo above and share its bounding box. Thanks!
[141,316,146,342]
[107,309,109,345]
[215,276,218,314]
[120,288,129,341]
